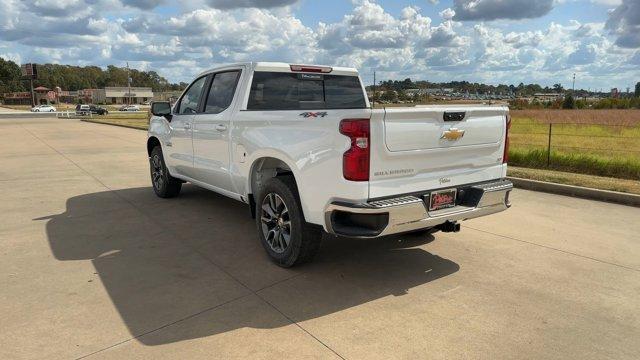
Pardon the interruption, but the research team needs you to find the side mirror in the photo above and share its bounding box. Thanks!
[151,101,172,121]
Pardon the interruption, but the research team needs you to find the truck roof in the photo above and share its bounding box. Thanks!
[198,62,360,77]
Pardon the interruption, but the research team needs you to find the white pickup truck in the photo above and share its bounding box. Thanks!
[147,62,513,267]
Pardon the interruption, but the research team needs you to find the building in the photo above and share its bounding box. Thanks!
[78,89,106,104]
[611,88,619,98]
[404,89,422,97]
[33,86,52,105]
[2,92,31,105]
[104,87,154,104]
[533,93,563,102]
[2,87,53,105]
[55,87,79,104]
[154,90,183,104]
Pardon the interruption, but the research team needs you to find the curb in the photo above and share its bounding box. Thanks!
[0,112,58,119]
[507,177,640,208]
[81,119,147,131]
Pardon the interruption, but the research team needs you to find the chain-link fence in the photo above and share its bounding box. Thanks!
[508,121,640,180]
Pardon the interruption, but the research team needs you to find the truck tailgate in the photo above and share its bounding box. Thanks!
[369,106,509,199]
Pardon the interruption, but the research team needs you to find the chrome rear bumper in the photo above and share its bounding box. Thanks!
[325,179,512,238]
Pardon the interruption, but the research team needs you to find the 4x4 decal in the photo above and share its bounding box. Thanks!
[299,112,328,118]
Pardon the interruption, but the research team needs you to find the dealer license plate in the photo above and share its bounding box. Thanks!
[428,188,457,211]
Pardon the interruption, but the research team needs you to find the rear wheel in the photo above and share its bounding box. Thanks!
[150,146,182,198]
[256,176,322,267]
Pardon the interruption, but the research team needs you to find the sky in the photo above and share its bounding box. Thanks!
[1,0,639,91]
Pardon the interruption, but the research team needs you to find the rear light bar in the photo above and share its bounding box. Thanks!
[503,114,511,164]
[340,119,370,181]
[290,64,333,73]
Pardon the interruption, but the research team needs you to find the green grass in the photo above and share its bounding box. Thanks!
[509,117,640,180]
[508,166,640,195]
[80,115,148,130]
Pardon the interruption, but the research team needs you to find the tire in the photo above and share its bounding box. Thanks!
[149,146,182,198]
[256,176,322,267]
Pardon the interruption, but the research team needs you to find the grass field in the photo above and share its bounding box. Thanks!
[510,109,640,126]
[508,166,640,195]
[509,111,640,180]
[79,112,148,130]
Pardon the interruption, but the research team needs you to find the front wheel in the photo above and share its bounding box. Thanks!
[150,146,182,198]
[256,176,322,267]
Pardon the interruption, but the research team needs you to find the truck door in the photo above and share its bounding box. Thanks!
[192,69,242,193]
[166,75,208,178]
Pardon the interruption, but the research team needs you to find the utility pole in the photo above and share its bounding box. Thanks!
[572,73,576,94]
[30,78,35,107]
[126,61,131,105]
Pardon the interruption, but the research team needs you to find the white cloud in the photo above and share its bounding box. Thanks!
[0,0,638,89]
[439,8,455,21]
[605,0,640,48]
[590,0,622,6]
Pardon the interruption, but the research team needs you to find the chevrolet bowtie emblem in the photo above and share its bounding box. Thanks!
[441,128,465,141]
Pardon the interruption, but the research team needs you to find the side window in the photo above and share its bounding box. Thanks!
[177,76,207,114]
[204,71,240,114]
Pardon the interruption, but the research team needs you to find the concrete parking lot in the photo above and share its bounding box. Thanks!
[1,117,639,359]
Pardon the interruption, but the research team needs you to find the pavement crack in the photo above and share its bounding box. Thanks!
[254,291,347,360]
[74,293,252,360]
[465,225,640,273]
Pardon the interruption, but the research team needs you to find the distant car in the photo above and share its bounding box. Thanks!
[31,105,56,112]
[119,105,140,112]
[75,104,91,115]
[141,100,151,105]
[89,105,108,115]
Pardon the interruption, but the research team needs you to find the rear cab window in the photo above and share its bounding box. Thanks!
[247,72,367,110]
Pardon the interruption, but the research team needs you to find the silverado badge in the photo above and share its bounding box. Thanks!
[441,128,465,141]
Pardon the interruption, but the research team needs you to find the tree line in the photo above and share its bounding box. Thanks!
[369,78,640,98]
[369,78,569,96]
[0,57,186,95]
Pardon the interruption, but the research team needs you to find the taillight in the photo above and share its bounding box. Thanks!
[340,119,370,181]
[290,64,333,73]
[503,114,511,163]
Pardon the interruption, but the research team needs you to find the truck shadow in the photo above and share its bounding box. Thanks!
[39,185,459,345]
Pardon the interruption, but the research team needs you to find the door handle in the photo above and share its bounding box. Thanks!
[215,124,228,132]
[184,123,191,130]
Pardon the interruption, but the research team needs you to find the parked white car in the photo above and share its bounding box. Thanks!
[31,105,56,112]
[119,105,140,112]
[147,62,513,267]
